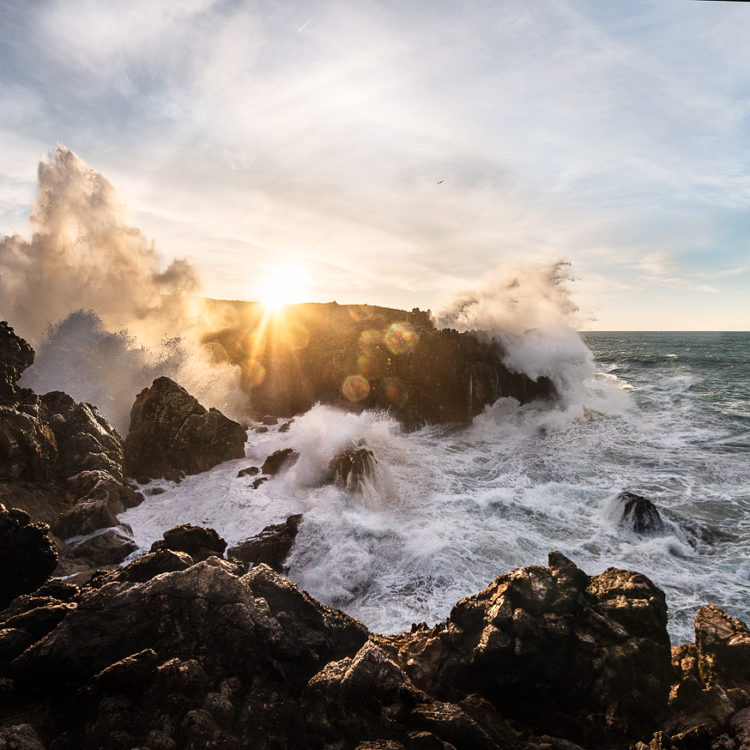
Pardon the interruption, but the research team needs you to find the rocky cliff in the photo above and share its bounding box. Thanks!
[200,300,555,426]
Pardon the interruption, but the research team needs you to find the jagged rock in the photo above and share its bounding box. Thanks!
[70,528,138,565]
[116,549,195,583]
[200,301,556,426]
[0,321,34,405]
[261,447,299,475]
[695,604,750,690]
[237,465,259,477]
[0,723,46,750]
[150,523,227,562]
[380,551,672,744]
[329,444,375,492]
[0,406,58,482]
[53,498,121,539]
[124,376,246,481]
[228,514,302,572]
[0,505,57,610]
[40,391,124,481]
[616,491,666,535]
[251,476,268,489]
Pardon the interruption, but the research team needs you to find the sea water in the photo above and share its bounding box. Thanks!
[121,331,750,645]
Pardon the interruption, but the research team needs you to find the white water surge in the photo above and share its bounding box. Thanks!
[122,332,750,645]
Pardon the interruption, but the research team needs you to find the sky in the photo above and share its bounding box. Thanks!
[1,0,750,330]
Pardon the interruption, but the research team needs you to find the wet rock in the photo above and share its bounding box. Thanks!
[115,549,195,583]
[0,321,34,405]
[237,466,259,478]
[124,376,246,481]
[251,476,268,489]
[0,504,57,610]
[616,491,666,534]
[329,444,376,492]
[228,514,302,572]
[71,528,138,565]
[150,523,227,562]
[261,447,299,475]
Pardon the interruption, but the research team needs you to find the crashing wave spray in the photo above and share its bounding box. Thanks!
[0,147,247,432]
[436,260,629,419]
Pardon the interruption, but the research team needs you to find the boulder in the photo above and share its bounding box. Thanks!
[380,551,672,744]
[0,321,34,405]
[150,523,227,562]
[0,406,58,482]
[616,491,666,535]
[329,444,376,492]
[237,465,259,478]
[694,604,750,690]
[0,504,57,610]
[228,514,302,572]
[40,391,124,481]
[70,528,138,566]
[124,376,246,481]
[261,447,299,475]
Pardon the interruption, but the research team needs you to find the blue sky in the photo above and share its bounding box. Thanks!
[2,0,750,329]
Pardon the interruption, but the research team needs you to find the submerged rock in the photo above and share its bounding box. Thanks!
[124,376,246,481]
[616,490,666,535]
[228,514,302,572]
[329,444,376,492]
[261,447,299,475]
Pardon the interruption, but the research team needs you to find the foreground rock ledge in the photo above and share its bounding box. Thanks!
[3,550,749,749]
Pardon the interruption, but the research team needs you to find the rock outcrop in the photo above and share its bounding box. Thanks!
[6,548,745,750]
[0,505,57,610]
[616,491,666,535]
[150,523,228,562]
[201,300,556,426]
[0,322,141,572]
[0,321,34,405]
[329,444,376,492]
[228,514,302,572]
[124,376,247,481]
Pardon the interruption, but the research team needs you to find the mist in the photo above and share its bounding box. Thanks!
[0,147,247,432]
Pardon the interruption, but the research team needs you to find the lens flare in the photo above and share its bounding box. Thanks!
[342,374,370,402]
[257,262,308,310]
[384,322,418,355]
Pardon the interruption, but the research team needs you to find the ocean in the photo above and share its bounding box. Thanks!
[121,331,750,646]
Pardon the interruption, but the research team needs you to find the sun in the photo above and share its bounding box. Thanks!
[257,262,308,310]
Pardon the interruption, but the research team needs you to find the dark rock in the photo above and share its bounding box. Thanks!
[40,391,124,481]
[0,321,34,405]
[150,524,227,562]
[237,466,259,478]
[381,551,671,744]
[0,406,58,482]
[228,514,302,572]
[261,447,299,475]
[146,486,166,496]
[695,604,750,690]
[116,549,195,583]
[53,498,120,539]
[279,421,291,433]
[71,528,138,565]
[200,301,556,426]
[254,425,269,434]
[0,504,57,610]
[329,444,376,492]
[0,723,45,750]
[616,490,666,535]
[251,476,268,489]
[124,376,246,481]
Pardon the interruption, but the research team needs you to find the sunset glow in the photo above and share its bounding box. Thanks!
[257,263,308,311]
